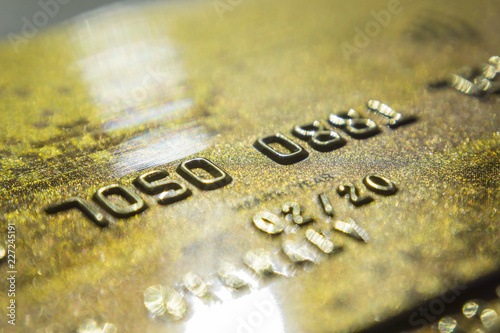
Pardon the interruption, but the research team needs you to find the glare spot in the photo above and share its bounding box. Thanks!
[143,285,187,320]
[184,288,284,333]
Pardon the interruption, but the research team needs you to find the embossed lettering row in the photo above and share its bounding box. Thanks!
[44,158,232,227]
[253,100,415,165]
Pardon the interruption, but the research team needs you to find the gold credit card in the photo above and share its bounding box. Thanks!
[1,0,499,332]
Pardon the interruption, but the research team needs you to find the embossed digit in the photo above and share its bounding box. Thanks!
[176,158,232,190]
[44,197,110,227]
[328,108,361,127]
[366,100,416,128]
[363,174,397,195]
[292,121,323,140]
[337,183,373,207]
[281,202,314,225]
[253,211,285,234]
[134,170,192,205]
[253,133,309,165]
[309,130,345,152]
[293,121,345,152]
[329,109,379,139]
[93,184,148,218]
[344,118,379,139]
[318,193,334,217]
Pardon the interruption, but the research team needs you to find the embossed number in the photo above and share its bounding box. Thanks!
[337,183,373,207]
[253,133,309,165]
[44,197,110,227]
[134,170,192,205]
[176,158,232,190]
[329,109,379,139]
[93,184,148,218]
[363,174,397,195]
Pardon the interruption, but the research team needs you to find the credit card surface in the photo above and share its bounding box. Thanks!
[0,0,499,332]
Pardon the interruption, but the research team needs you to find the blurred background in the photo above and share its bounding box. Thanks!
[0,0,145,40]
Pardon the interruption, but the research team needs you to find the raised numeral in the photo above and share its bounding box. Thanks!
[328,108,361,127]
[309,130,346,152]
[176,158,232,190]
[329,110,379,139]
[337,183,373,207]
[93,184,148,218]
[253,211,285,234]
[293,121,345,152]
[363,174,397,195]
[318,193,334,217]
[134,170,192,205]
[344,118,379,139]
[44,197,110,227]
[292,121,324,140]
[253,133,309,165]
[366,100,416,128]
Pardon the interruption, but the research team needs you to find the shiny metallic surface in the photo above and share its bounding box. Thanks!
[77,320,118,333]
[183,272,210,299]
[282,237,319,263]
[0,0,500,332]
[143,285,187,320]
[438,317,459,333]
[253,210,286,234]
[0,245,5,261]
[333,219,371,243]
[305,229,335,254]
[480,309,499,330]
[463,300,483,319]
[404,285,500,333]
[216,262,252,290]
